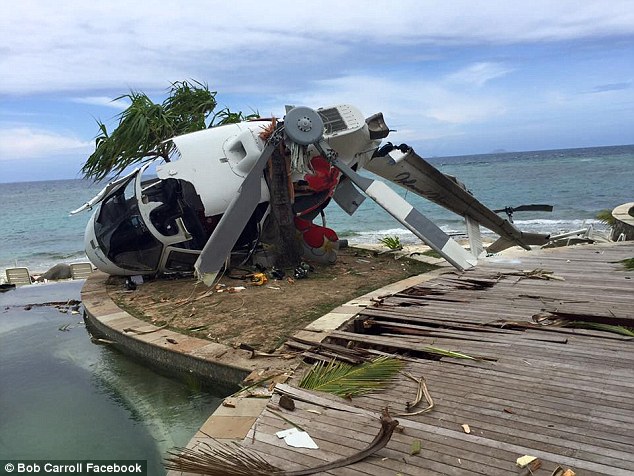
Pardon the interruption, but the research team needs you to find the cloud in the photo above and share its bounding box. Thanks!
[0,127,92,160]
[288,73,507,126]
[71,96,130,110]
[447,62,513,87]
[1,1,634,95]
[590,82,632,93]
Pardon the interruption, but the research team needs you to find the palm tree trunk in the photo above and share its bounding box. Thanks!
[267,148,302,269]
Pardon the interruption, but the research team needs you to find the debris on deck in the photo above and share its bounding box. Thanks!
[169,243,634,476]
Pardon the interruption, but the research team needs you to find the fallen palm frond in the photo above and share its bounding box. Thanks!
[165,408,399,476]
[298,356,403,398]
[620,257,634,270]
[421,345,477,360]
[165,441,282,476]
[534,311,634,337]
[596,209,617,227]
[566,321,634,337]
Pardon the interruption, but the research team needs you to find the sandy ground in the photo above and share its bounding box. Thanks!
[107,245,442,353]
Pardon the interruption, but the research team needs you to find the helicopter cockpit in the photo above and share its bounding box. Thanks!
[82,164,212,276]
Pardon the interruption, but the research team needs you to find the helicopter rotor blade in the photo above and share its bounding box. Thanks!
[320,143,477,271]
[365,145,550,251]
[493,204,553,214]
[194,129,283,286]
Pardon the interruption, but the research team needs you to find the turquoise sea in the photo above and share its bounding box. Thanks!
[1,144,633,278]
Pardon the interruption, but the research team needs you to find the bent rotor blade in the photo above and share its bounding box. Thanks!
[194,136,280,286]
[493,204,553,213]
[326,151,477,271]
[365,147,550,251]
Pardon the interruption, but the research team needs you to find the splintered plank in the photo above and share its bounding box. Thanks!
[314,243,634,475]
[249,243,633,476]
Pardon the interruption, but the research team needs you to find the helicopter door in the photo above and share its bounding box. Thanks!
[137,172,207,251]
[92,175,164,273]
[160,248,200,272]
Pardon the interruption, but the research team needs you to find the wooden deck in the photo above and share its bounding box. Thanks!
[182,242,634,475]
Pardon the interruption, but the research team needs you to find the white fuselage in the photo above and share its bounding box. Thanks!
[81,104,380,275]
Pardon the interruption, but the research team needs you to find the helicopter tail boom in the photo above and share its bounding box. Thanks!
[364,145,550,252]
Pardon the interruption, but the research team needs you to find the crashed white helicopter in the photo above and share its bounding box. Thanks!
[72,104,550,285]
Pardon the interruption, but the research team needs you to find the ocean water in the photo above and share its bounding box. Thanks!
[328,144,633,245]
[0,179,103,279]
[1,144,632,279]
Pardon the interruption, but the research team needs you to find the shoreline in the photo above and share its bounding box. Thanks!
[0,217,612,285]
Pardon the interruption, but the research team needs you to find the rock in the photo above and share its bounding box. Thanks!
[37,263,72,281]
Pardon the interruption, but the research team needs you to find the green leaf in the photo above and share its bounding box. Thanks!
[567,321,634,336]
[422,345,477,360]
[298,356,403,398]
[81,80,255,181]
[379,235,403,250]
[410,439,422,455]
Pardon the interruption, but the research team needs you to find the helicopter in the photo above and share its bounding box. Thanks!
[71,104,551,285]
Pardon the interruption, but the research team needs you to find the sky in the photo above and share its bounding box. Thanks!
[1,0,633,183]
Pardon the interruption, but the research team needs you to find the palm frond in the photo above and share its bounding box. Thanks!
[165,442,282,476]
[422,345,477,360]
[620,257,634,270]
[566,321,634,337]
[298,356,403,397]
[165,409,399,476]
[81,80,246,181]
[596,209,617,226]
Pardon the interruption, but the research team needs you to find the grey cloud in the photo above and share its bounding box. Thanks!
[591,82,631,93]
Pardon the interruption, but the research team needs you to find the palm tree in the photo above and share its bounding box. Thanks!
[81,80,257,181]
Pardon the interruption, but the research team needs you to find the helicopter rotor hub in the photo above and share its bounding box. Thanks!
[284,106,324,145]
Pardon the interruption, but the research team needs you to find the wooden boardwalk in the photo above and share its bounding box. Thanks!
[182,242,634,475]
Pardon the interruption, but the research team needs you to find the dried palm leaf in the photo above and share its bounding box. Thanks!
[165,408,399,476]
[165,441,282,475]
[395,371,435,416]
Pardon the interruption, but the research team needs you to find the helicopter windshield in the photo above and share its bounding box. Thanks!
[94,174,163,272]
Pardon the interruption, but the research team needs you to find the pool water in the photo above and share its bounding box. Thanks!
[0,281,222,475]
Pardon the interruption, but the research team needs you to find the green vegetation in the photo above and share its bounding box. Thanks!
[422,249,442,259]
[81,80,258,181]
[596,209,617,226]
[299,356,403,398]
[419,345,477,360]
[379,235,403,251]
[621,257,634,270]
[567,322,634,337]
